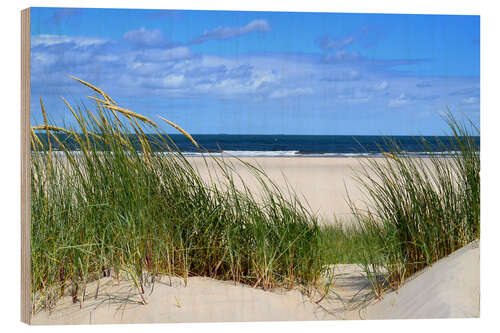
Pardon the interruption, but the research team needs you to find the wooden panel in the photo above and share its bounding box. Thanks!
[20,7,31,325]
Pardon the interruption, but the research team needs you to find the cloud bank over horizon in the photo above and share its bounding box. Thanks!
[29,8,479,135]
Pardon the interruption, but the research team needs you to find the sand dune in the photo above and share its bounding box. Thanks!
[31,158,478,324]
[363,240,480,319]
[31,273,363,324]
[32,241,479,324]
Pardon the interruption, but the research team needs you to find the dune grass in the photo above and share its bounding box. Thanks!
[348,114,480,297]
[30,78,479,314]
[30,78,337,313]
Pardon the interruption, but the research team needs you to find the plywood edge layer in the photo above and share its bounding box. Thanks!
[21,7,31,325]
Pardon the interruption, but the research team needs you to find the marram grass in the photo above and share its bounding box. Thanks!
[30,78,334,313]
[30,77,479,313]
[348,113,480,297]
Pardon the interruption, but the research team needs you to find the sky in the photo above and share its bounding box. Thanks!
[30,7,480,135]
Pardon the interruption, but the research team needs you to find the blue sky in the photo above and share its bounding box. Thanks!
[30,7,479,135]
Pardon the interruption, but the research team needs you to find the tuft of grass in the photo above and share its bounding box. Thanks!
[348,112,480,296]
[30,78,333,312]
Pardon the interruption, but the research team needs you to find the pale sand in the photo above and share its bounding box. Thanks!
[363,240,480,319]
[31,157,478,324]
[187,156,371,224]
[31,241,479,324]
[31,265,372,324]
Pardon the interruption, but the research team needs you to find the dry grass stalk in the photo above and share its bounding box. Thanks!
[70,76,118,105]
[159,116,199,148]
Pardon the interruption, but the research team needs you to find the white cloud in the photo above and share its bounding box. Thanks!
[137,47,192,62]
[32,52,57,65]
[318,36,356,50]
[462,97,478,105]
[31,34,108,48]
[326,50,360,62]
[243,20,271,33]
[388,93,411,107]
[30,33,479,119]
[322,69,361,82]
[191,19,271,44]
[374,80,389,91]
[269,88,313,99]
[162,75,185,88]
[95,55,120,62]
[123,27,164,46]
[337,88,371,104]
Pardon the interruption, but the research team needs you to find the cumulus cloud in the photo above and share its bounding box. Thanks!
[190,19,271,44]
[30,30,479,122]
[123,27,165,47]
[161,75,185,88]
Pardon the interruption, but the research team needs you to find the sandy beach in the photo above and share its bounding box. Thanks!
[188,156,371,225]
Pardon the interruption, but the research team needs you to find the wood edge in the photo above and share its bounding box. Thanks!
[21,7,31,325]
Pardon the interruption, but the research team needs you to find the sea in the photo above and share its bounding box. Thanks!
[36,133,480,157]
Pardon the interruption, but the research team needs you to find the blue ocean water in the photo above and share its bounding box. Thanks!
[36,133,480,157]
[157,134,480,157]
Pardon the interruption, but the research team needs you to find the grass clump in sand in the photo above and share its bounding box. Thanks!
[30,78,480,312]
[348,114,480,297]
[30,78,330,313]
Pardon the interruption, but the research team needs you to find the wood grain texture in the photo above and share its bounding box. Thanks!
[21,7,31,325]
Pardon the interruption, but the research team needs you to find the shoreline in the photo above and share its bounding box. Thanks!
[188,156,385,224]
[35,150,461,158]
[39,154,443,224]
